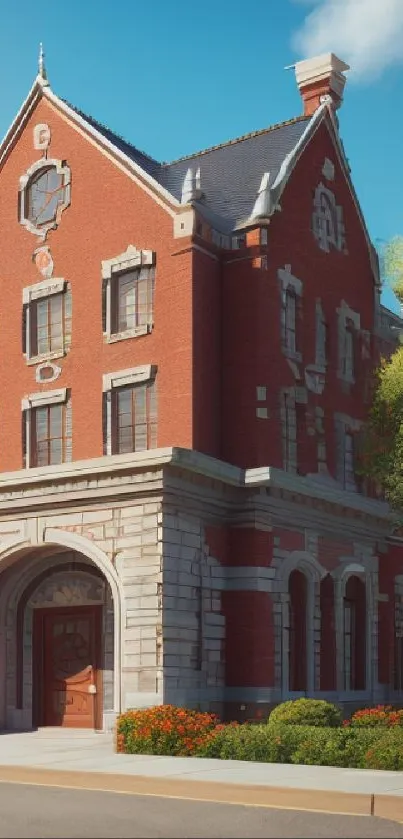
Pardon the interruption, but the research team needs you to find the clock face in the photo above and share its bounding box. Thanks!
[27,166,67,228]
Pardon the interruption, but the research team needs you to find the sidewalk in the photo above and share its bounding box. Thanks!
[0,729,403,822]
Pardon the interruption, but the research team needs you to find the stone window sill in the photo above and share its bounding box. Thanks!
[282,348,302,363]
[25,350,66,366]
[104,324,153,344]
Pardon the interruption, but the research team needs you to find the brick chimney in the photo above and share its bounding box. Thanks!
[295,53,350,117]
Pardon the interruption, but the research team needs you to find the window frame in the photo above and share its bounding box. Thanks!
[22,279,72,364]
[102,365,157,457]
[18,158,71,238]
[22,388,72,469]
[101,245,155,344]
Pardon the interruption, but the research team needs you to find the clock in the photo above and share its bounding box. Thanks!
[19,159,71,238]
[27,166,66,228]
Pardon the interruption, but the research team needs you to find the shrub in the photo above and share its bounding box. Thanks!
[364,729,403,770]
[197,723,300,763]
[197,723,382,768]
[117,705,225,756]
[291,726,381,769]
[349,705,403,728]
[268,699,342,729]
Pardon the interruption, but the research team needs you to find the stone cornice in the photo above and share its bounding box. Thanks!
[0,447,393,527]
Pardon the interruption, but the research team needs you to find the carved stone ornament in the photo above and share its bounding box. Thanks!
[33,123,51,151]
[33,245,54,279]
[312,183,346,254]
[19,158,71,240]
[35,361,62,384]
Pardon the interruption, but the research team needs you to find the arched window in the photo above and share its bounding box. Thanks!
[344,575,366,690]
[320,574,336,691]
[289,569,307,691]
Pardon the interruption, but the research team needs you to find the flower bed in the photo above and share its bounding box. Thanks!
[116,701,403,770]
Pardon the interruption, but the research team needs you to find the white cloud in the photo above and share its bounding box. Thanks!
[292,0,403,82]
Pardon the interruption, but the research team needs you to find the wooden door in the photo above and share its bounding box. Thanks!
[33,606,102,728]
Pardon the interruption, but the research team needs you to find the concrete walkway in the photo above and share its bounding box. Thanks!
[1,729,403,823]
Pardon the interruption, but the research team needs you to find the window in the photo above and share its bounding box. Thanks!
[23,281,72,361]
[101,246,155,343]
[102,365,157,457]
[343,576,366,691]
[31,292,71,357]
[19,159,71,238]
[284,290,297,354]
[315,301,327,368]
[343,431,356,490]
[281,391,296,473]
[113,381,157,454]
[288,569,307,691]
[112,268,153,334]
[22,389,72,468]
[341,320,355,381]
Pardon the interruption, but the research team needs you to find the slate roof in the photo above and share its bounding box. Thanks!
[64,100,310,228]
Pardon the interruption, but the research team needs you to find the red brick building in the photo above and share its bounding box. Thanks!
[0,49,401,730]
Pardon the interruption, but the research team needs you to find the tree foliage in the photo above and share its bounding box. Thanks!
[382,236,403,302]
[358,347,403,511]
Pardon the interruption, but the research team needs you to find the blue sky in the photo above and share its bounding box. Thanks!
[0,0,401,311]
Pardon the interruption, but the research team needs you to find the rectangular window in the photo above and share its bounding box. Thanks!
[343,599,355,691]
[340,320,355,381]
[284,290,297,354]
[30,400,72,467]
[343,431,356,489]
[27,288,72,359]
[112,381,157,455]
[109,267,154,336]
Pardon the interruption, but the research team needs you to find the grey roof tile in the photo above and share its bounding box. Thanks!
[160,118,309,226]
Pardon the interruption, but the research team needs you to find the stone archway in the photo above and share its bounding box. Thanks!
[0,534,122,732]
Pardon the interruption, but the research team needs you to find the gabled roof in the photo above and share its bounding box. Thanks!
[62,99,309,228]
[0,70,377,278]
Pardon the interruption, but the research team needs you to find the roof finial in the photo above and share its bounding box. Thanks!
[38,42,47,82]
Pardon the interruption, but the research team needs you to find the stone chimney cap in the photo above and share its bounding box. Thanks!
[295,53,350,88]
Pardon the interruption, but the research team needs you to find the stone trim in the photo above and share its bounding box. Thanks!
[101,246,155,344]
[19,158,71,240]
[102,365,156,393]
[337,300,360,384]
[101,245,155,280]
[21,387,67,411]
[331,559,376,696]
[22,278,66,304]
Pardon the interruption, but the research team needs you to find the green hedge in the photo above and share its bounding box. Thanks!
[197,723,389,768]
[364,729,403,770]
[268,699,342,728]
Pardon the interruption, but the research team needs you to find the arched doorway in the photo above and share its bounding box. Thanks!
[0,541,120,731]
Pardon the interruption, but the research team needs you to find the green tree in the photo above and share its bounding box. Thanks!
[358,237,403,510]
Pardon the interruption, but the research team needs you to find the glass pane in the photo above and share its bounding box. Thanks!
[134,386,146,425]
[135,422,147,451]
[50,405,62,437]
[117,388,131,412]
[118,272,137,331]
[36,300,48,327]
[35,407,48,441]
[50,439,62,464]
[36,441,49,466]
[118,428,134,454]
[137,278,148,326]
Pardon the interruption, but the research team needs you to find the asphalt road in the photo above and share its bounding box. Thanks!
[0,782,402,838]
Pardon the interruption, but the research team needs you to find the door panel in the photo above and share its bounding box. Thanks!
[34,606,102,728]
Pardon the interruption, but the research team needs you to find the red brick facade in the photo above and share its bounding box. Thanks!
[0,54,402,730]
